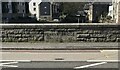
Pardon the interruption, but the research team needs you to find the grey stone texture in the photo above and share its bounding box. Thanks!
[1,25,120,42]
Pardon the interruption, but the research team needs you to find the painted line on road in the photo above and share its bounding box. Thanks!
[74,62,107,69]
[0,62,18,68]
[0,65,18,67]
[0,62,18,65]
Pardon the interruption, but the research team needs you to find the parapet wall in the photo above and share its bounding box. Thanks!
[1,24,120,42]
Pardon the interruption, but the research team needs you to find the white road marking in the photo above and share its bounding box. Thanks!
[0,60,31,68]
[0,62,18,68]
[0,65,18,67]
[74,62,107,69]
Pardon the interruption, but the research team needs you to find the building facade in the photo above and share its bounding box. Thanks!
[117,1,120,23]
[0,0,29,22]
[0,1,2,22]
[0,0,119,23]
[29,0,60,21]
[114,1,120,23]
[29,0,42,20]
[113,0,120,23]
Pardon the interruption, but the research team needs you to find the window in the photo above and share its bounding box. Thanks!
[34,8,36,11]
[44,6,47,9]
[34,14,36,16]
[44,12,47,14]
[44,17,47,19]
[6,5,8,8]
[33,3,36,6]
[22,3,24,5]
[17,10,19,12]
[23,10,24,13]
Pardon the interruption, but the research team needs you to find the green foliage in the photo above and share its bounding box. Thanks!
[59,2,87,22]
[106,16,112,20]
[61,2,86,15]
[99,15,112,23]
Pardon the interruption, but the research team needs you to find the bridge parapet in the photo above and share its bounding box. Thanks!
[1,23,120,42]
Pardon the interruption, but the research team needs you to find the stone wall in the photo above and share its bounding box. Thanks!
[1,25,120,42]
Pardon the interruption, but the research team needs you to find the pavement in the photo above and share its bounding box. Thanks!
[1,50,119,61]
[1,42,119,49]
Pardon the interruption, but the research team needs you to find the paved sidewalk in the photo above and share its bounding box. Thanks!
[1,50,119,61]
[1,42,119,49]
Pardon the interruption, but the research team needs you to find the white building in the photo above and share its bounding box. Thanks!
[112,0,120,23]
[116,0,120,23]
[108,5,113,20]
[29,0,42,20]
[29,0,60,21]
[0,1,2,22]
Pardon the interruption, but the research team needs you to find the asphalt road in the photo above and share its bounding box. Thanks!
[1,61,119,70]
[1,68,119,70]
[8,61,120,68]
